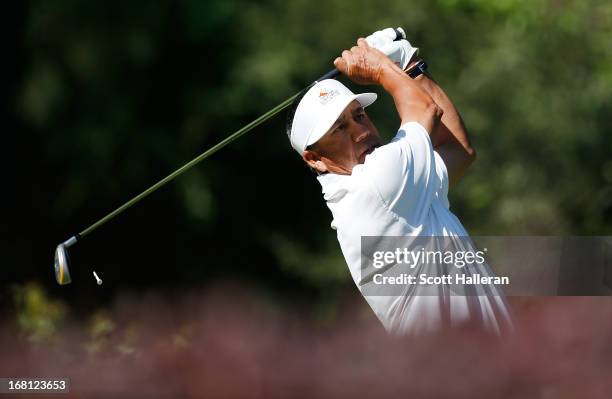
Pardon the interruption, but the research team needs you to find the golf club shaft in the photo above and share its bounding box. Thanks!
[76,71,339,239]
[71,28,407,242]
[77,90,300,239]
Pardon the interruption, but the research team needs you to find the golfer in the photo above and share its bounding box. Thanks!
[287,29,513,335]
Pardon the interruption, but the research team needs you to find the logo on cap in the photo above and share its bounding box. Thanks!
[318,88,339,105]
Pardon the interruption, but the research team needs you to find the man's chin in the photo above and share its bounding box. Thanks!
[358,147,376,164]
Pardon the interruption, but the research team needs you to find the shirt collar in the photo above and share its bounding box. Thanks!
[316,169,360,202]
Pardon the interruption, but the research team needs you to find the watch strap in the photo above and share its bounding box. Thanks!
[406,60,428,79]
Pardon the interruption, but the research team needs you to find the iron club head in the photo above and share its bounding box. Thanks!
[54,235,79,285]
[54,244,71,285]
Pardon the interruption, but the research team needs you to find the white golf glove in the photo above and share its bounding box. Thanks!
[365,27,418,71]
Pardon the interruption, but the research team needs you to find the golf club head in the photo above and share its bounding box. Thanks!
[55,244,72,285]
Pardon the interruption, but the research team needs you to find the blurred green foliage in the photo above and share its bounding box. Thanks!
[13,283,67,342]
[6,0,612,321]
[19,0,611,232]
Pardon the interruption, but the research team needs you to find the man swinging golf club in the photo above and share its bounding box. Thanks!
[287,28,513,335]
[52,26,512,336]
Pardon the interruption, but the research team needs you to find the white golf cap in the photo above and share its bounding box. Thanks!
[289,79,377,153]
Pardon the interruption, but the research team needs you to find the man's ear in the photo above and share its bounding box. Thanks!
[303,150,328,173]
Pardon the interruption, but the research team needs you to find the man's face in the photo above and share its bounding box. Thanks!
[303,100,381,174]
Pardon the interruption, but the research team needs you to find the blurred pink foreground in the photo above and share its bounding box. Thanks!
[2,286,611,399]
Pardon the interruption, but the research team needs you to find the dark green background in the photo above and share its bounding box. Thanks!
[5,0,612,319]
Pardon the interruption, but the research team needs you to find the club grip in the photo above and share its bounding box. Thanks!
[316,27,406,82]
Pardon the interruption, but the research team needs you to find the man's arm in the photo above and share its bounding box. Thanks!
[410,69,476,187]
[379,66,444,136]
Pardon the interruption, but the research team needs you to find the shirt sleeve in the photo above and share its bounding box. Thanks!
[433,149,450,209]
[364,122,440,225]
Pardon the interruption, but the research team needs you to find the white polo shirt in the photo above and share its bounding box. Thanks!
[317,122,514,335]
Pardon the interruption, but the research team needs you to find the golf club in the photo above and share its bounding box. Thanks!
[54,28,407,285]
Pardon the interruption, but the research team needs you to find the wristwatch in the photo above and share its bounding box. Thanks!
[405,59,428,79]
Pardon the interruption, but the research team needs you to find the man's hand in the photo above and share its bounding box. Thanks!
[336,39,442,136]
[333,38,398,85]
[365,28,418,71]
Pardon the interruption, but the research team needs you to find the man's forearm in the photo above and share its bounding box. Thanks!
[410,68,476,186]
[378,63,443,135]
[414,72,473,152]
